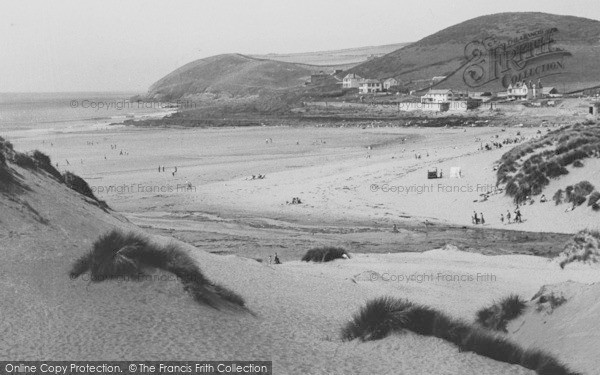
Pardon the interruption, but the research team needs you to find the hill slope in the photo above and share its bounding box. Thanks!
[348,12,600,93]
[147,53,314,101]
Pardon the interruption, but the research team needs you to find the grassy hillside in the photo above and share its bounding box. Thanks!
[348,12,600,93]
[147,53,317,101]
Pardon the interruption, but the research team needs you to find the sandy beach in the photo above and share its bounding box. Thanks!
[3,122,599,374]
[8,124,599,234]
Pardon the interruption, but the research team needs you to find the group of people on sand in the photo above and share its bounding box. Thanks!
[501,207,523,224]
[287,197,302,205]
[268,253,281,265]
[472,211,485,225]
[250,174,265,180]
[158,165,177,176]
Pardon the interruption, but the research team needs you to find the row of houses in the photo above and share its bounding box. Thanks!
[342,74,398,94]
[420,82,560,104]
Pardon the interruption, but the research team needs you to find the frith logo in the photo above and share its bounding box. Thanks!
[462,28,572,88]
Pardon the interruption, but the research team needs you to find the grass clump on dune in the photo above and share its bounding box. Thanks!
[62,171,109,210]
[475,294,527,332]
[301,246,350,262]
[558,229,600,269]
[342,297,581,375]
[70,230,245,309]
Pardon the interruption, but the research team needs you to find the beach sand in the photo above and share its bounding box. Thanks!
[3,123,599,374]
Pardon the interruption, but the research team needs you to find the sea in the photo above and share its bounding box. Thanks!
[0,92,173,135]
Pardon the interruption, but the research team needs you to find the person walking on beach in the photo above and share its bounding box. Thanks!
[480,213,485,225]
[274,253,281,265]
[506,210,511,224]
[500,213,504,224]
[472,211,479,224]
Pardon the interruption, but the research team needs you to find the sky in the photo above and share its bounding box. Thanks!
[1,0,600,93]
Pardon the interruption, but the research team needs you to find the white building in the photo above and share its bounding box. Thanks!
[359,79,382,94]
[383,78,398,91]
[342,73,362,88]
[421,89,454,103]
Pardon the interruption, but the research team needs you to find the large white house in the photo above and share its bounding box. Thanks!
[383,78,398,90]
[342,73,362,88]
[421,89,454,103]
[359,79,382,94]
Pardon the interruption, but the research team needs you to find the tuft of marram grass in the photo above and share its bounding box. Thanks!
[301,246,350,262]
[69,230,245,309]
[342,296,581,375]
[476,294,527,332]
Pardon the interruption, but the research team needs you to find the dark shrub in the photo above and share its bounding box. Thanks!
[32,150,63,181]
[544,161,568,178]
[63,172,95,200]
[14,152,36,169]
[62,171,108,210]
[302,246,350,262]
[476,294,526,332]
[572,160,584,168]
[70,230,245,309]
[553,189,563,205]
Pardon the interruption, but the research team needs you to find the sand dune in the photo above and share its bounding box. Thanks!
[3,123,599,373]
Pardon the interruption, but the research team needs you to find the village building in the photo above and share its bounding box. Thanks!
[420,89,454,103]
[342,73,362,88]
[359,79,383,94]
[383,78,398,91]
[542,87,560,97]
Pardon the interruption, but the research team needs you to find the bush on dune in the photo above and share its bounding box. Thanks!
[558,229,600,269]
[301,246,350,262]
[63,171,109,210]
[475,294,526,332]
[70,230,245,309]
[32,150,63,181]
[342,297,581,375]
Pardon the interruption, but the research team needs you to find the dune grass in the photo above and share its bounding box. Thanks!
[497,124,600,204]
[62,171,109,210]
[558,229,600,269]
[475,294,527,332]
[301,246,350,262]
[70,230,245,309]
[342,297,581,375]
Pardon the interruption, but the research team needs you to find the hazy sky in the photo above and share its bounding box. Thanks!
[2,0,599,93]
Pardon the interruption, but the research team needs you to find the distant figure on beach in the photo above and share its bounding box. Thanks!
[540,194,547,203]
[500,214,504,224]
[158,166,161,172]
[268,255,272,265]
[392,224,399,233]
[274,253,281,264]
[506,211,511,224]
[472,211,479,224]
[480,213,485,225]
[162,166,165,172]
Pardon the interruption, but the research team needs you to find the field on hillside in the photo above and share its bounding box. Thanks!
[251,43,408,67]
